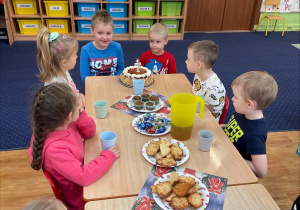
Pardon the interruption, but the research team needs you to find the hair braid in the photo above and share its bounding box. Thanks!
[30,83,77,170]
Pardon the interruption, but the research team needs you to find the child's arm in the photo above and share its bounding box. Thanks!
[75,110,96,139]
[245,154,268,178]
[116,45,125,75]
[79,93,85,109]
[167,54,177,74]
[206,104,215,113]
[80,48,91,83]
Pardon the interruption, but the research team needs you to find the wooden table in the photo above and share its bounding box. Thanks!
[85,184,279,210]
[84,74,257,201]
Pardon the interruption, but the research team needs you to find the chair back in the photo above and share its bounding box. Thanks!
[219,95,229,124]
[42,168,64,201]
[265,0,280,16]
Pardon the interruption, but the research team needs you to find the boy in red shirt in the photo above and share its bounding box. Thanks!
[140,23,177,74]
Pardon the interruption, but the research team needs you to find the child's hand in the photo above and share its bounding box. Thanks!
[79,93,86,108]
[108,145,120,158]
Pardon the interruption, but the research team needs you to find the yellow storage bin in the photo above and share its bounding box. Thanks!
[17,19,41,34]
[12,0,37,15]
[44,1,69,16]
[45,19,69,33]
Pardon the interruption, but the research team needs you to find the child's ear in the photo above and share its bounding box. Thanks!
[90,27,94,35]
[197,61,202,69]
[67,112,73,122]
[60,59,67,67]
[164,39,168,45]
[247,99,257,110]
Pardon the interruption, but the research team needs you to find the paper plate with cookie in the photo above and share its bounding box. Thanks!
[142,138,189,167]
[151,171,210,210]
[132,113,171,136]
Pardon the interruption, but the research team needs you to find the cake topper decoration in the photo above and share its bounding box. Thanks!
[135,58,141,73]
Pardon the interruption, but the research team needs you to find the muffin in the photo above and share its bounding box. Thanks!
[134,100,144,110]
[145,101,155,111]
[149,95,159,105]
[132,95,142,104]
[141,93,151,102]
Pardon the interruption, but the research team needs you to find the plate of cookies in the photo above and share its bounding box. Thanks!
[142,138,189,167]
[151,171,210,210]
[127,94,164,113]
[133,113,171,136]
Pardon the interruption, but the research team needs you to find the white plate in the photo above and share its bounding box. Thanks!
[132,113,171,136]
[127,95,164,113]
[142,138,189,167]
[153,172,210,210]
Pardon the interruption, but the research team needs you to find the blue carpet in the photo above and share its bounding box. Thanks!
[0,31,299,151]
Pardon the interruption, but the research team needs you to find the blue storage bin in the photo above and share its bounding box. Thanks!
[107,0,127,2]
[77,3,99,17]
[77,20,92,33]
[113,20,127,33]
[106,4,127,17]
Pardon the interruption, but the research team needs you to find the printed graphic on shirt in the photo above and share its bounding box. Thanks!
[224,115,244,143]
[194,79,201,92]
[90,57,118,76]
[145,59,167,74]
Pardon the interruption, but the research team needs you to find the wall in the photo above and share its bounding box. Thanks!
[255,13,300,31]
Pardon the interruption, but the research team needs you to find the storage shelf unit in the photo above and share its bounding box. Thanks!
[6,0,188,44]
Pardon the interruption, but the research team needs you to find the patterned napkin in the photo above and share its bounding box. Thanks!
[132,166,228,210]
[111,90,171,117]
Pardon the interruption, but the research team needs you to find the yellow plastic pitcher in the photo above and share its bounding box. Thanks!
[169,93,205,141]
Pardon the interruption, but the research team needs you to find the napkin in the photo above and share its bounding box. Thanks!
[111,90,171,117]
[132,166,228,210]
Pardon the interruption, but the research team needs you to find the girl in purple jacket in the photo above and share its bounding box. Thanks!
[28,83,120,210]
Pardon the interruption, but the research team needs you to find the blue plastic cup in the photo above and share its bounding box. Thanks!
[133,80,144,95]
[100,131,116,150]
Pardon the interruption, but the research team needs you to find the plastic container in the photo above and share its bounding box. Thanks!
[113,20,128,33]
[160,19,180,33]
[106,4,127,17]
[17,19,41,34]
[77,20,91,33]
[134,1,156,16]
[106,0,127,2]
[77,3,99,17]
[161,1,182,16]
[44,1,69,17]
[133,19,153,33]
[45,19,69,33]
[12,0,37,15]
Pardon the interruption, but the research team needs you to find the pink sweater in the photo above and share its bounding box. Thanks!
[28,111,116,210]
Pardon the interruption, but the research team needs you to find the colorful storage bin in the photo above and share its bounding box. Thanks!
[45,19,69,33]
[135,1,156,16]
[17,19,41,34]
[77,3,99,17]
[77,20,91,33]
[133,19,153,33]
[44,1,69,17]
[12,0,37,15]
[160,19,180,33]
[113,20,127,33]
[106,4,127,18]
[161,2,182,16]
[106,0,127,2]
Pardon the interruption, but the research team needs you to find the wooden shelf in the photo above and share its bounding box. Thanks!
[5,0,187,44]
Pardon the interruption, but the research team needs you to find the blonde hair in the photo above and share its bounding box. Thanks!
[232,71,278,110]
[188,40,219,69]
[149,23,168,40]
[36,26,78,83]
[91,9,114,29]
[22,198,67,210]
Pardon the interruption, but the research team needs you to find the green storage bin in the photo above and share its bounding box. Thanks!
[133,19,153,33]
[161,2,182,16]
[135,1,156,16]
[160,19,180,33]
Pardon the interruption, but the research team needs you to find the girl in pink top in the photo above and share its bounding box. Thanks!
[27,83,120,210]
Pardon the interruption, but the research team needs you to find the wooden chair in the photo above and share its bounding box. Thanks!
[255,0,286,37]
[219,95,229,124]
[42,168,64,201]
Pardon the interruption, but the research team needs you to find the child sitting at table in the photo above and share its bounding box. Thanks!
[36,26,85,108]
[140,23,177,74]
[186,40,226,122]
[27,83,120,210]
[80,9,125,82]
[223,71,278,178]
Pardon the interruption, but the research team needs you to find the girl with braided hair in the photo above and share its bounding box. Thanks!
[36,26,85,109]
[27,83,120,210]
